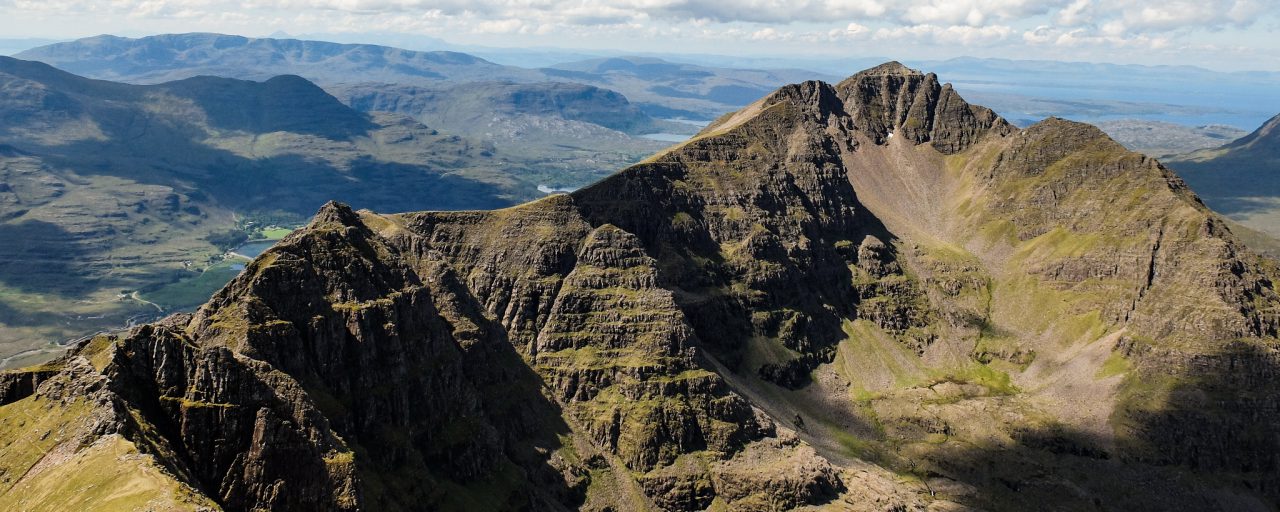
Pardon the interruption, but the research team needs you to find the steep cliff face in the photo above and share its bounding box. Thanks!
[3,63,1279,511]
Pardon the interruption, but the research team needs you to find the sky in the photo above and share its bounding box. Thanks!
[2,0,1279,71]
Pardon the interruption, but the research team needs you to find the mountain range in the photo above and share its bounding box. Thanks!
[16,33,818,189]
[2,62,1277,511]
[16,33,827,121]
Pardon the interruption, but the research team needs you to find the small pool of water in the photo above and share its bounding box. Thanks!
[234,240,276,259]
[538,185,577,194]
[641,133,691,142]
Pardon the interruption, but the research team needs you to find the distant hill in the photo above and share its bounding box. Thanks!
[919,57,1280,129]
[1166,114,1280,238]
[18,34,827,119]
[14,33,534,85]
[1095,119,1246,158]
[0,56,542,363]
[544,56,835,118]
[330,80,691,140]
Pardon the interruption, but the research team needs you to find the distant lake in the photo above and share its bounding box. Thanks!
[667,118,711,127]
[642,118,712,143]
[538,184,577,194]
[641,119,709,143]
[641,133,690,142]
[235,240,276,259]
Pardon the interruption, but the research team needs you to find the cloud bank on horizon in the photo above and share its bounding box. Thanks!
[1,0,1277,68]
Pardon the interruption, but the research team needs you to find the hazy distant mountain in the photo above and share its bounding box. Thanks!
[543,56,837,119]
[15,33,537,85]
[0,38,63,56]
[333,81,679,162]
[919,57,1280,129]
[1096,119,1246,158]
[1167,114,1280,238]
[334,80,685,138]
[18,34,827,120]
[16,33,792,176]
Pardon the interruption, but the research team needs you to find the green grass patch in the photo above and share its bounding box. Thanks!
[159,396,236,409]
[989,274,1111,344]
[822,418,888,462]
[259,226,294,240]
[671,211,696,230]
[1096,351,1131,379]
[929,362,1019,396]
[1016,227,1102,260]
[978,219,1018,245]
[835,320,927,392]
[1060,310,1108,344]
[139,260,243,310]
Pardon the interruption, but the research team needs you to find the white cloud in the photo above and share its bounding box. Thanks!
[7,0,1278,35]
[0,0,1276,65]
[875,24,1016,45]
[1055,0,1092,25]
[1023,25,1056,43]
[474,18,524,34]
[629,0,889,24]
[902,0,1061,27]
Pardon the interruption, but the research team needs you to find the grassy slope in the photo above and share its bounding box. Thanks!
[0,393,217,511]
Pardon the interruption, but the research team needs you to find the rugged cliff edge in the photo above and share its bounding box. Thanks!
[3,62,1279,511]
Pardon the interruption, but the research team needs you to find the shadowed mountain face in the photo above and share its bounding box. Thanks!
[1166,114,1280,238]
[3,62,1279,511]
[160,74,377,139]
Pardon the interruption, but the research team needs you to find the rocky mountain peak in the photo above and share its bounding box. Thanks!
[832,61,1012,153]
[312,199,362,227]
[852,60,921,77]
[692,61,1009,155]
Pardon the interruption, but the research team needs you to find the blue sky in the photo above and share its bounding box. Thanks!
[2,0,1278,70]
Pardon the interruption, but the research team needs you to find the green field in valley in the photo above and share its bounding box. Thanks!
[139,225,296,310]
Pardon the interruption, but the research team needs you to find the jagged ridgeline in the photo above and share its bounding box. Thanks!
[2,62,1278,511]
